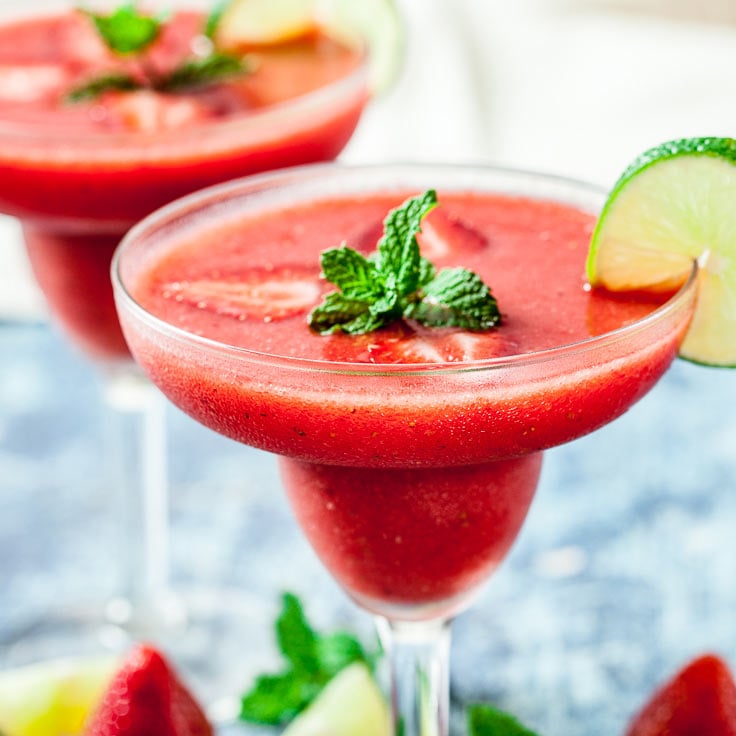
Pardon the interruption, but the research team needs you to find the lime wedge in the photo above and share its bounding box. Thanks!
[587,137,736,367]
[316,0,403,94]
[283,662,391,736]
[0,656,118,736]
[215,0,316,46]
[215,0,403,93]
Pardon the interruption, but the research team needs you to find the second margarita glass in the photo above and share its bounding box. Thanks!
[0,0,371,696]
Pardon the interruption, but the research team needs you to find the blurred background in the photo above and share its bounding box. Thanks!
[1,1,736,734]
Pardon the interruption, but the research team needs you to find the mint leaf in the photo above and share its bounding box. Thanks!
[65,72,142,103]
[468,704,540,736]
[277,593,321,674]
[239,592,379,726]
[375,189,438,296]
[159,51,247,91]
[240,672,318,725]
[309,292,386,335]
[321,246,383,302]
[405,267,501,330]
[83,3,162,54]
[317,632,377,677]
[308,191,502,335]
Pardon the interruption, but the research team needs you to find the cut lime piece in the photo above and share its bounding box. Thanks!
[215,0,403,93]
[316,0,403,94]
[215,0,316,47]
[0,656,119,736]
[587,136,736,367]
[283,662,391,736]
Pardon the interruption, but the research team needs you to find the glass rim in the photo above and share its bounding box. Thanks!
[112,161,700,377]
[0,3,370,144]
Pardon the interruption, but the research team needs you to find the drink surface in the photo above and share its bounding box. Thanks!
[0,7,366,362]
[122,190,692,467]
[134,192,668,359]
[0,9,366,225]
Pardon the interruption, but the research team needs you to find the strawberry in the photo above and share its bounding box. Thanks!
[626,654,736,736]
[106,89,208,132]
[84,644,213,736]
[417,208,489,261]
[0,64,66,103]
[162,266,321,321]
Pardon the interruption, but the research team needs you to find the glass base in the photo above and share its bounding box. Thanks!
[0,586,278,725]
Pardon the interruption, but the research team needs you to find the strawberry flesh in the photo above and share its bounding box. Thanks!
[85,644,213,736]
[417,208,489,261]
[626,654,736,736]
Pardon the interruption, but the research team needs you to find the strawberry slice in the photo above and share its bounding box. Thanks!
[0,64,66,102]
[417,208,489,261]
[84,644,213,736]
[106,90,209,132]
[321,323,504,364]
[626,654,736,736]
[163,267,321,321]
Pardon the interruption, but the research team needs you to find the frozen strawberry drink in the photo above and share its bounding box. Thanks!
[113,163,697,734]
[0,3,368,360]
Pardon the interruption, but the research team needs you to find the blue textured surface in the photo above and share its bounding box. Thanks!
[1,319,735,735]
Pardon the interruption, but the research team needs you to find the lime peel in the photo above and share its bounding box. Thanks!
[282,662,391,736]
[0,655,119,736]
[587,136,736,367]
[215,0,402,93]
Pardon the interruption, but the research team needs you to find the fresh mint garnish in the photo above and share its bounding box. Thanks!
[65,72,143,102]
[159,51,246,91]
[83,3,163,55]
[308,190,502,335]
[68,2,248,103]
[468,704,540,736]
[239,592,379,726]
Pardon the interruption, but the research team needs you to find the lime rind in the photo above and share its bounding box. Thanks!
[0,656,118,736]
[283,662,391,736]
[216,0,403,94]
[587,136,736,367]
[216,0,316,46]
[316,0,404,94]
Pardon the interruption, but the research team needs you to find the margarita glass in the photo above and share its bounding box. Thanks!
[0,0,369,667]
[112,164,697,735]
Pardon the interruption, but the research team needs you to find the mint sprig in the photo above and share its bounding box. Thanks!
[68,3,248,103]
[308,190,502,335]
[158,51,246,91]
[239,593,378,726]
[65,72,143,102]
[83,3,163,55]
[468,704,540,736]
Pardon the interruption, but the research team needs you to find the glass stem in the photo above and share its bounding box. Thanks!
[102,367,170,626]
[375,616,452,736]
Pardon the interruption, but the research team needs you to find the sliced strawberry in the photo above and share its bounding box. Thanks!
[321,324,502,364]
[105,89,209,132]
[163,267,321,321]
[0,64,66,102]
[84,644,213,736]
[626,654,736,736]
[417,207,489,261]
[352,220,385,254]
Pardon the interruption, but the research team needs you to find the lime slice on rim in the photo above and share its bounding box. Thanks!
[215,0,316,46]
[587,136,736,367]
[215,0,403,93]
[283,662,391,736]
[0,656,118,736]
